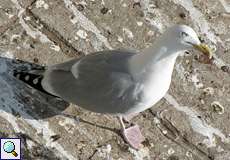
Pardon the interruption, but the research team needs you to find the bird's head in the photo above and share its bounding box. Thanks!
[162,25,212,59]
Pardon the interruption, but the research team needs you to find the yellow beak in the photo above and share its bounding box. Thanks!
[193,44,213,59]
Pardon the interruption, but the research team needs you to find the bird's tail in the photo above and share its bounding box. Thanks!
[13,68,56,96]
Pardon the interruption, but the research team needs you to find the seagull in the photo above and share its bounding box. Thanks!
[13,25,212,149]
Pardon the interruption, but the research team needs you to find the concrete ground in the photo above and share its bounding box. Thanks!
[0,0,230,159]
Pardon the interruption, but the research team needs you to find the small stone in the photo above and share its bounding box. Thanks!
[211,101,224,115]
[137,10,145,17]
[142,138,151,147]
[168,148,175,155]
[117,36,123,43]
[162,130,167,134]
[36,129,43,137]
[123,28,134,39]
[122,3,127,7]
[137,21,143,26]
[194,54,213,64]
[33,58,39,63]
[200,99,205,104]
[76,30,87,39]
[107,30,112,35]
[50,135,61,142]
[185,51,191,55]
[4,8,12,14]
[77,4,84,11]
[221,66,229,73]
[198,36,205,43]
[186,151,193,158]
[43,3,49,9]
[203,87,214,95]
[153,117,160,124]
[100,7,109,14]
[133,2,141,8]
[24,16,31,21]
[30,44,35,49]
[217,146,224,152]
[74,36,79,41]
[197,115,202,119]
[150,143,154,147]
[147,30,154,37]
[179,12,186,19]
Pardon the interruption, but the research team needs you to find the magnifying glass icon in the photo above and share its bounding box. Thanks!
[3,141,18,157]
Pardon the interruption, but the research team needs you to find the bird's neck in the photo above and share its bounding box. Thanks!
[128,42,182,75]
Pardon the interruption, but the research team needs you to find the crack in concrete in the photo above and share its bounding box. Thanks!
[0,16,18,36]
[219,0,230,13]
[165,94,230,148]
[172,0,230,70]
[63,0,112,50]
[27,0,38,9]
[25,9,84,57]
[26,0,85,57]
[149,109,214,160]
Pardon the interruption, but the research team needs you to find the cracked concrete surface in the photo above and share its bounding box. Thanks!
[0,0,230,159]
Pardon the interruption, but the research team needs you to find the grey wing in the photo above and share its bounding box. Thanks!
[42,50,141,114]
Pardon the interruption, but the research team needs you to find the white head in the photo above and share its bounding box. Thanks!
[160,25,212,58]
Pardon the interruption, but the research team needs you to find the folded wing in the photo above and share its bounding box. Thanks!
[42,50,142,114]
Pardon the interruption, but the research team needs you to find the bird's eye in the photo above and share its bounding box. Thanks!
[180,32,189,37]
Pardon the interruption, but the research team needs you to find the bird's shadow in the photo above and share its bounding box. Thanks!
[0,57,69,119]
[1,131,62,160]
[61,113,120,135]
[0,57,118,135]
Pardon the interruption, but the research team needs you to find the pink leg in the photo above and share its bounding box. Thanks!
[123,113,139,122]
[118,116,145,149]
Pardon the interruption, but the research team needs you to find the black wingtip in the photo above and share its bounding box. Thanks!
[13,70,56,97]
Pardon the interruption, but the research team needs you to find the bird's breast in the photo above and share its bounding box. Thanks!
[133,60,175,113]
